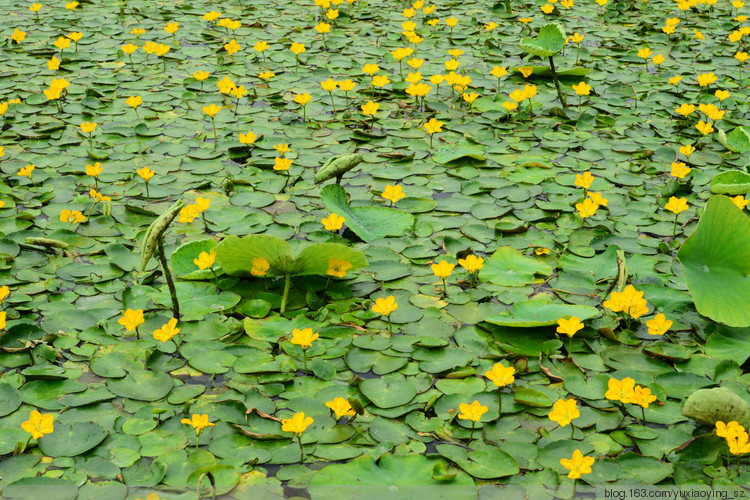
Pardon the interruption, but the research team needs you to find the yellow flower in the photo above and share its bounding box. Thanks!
[142,41,158,55]
[535,248,551,255]
[457,255,483,273]
[372,296,398,316]
[519,17,532,23]
[575,198,598,218]
[405,72,422,84]
[126,96,142,108]
[0,311,5,330]
[382,184,405,204]
[391,47,413,60]
[315,22,331,34]
[631,386,657,408]
[251,257,270,276]
[668,75,682,85]
[548,398,579,427]
[339,79,356,92]
[431,260,455,278]
[224,40,241,56]
[645,313,672,336]
[294,93,312,106]
[179,204,199,223]
[59,209,85,223]
[65,1,78,9]
[47,56,60,70]
[605,376,635,403]
[202,104,221,118]
[203,11,221,22]
[541,3,555,13]
[491,66,508,79]
[322,213,345,231]
[194,196,210,213]
[731,195,749,210]
[21,411,54,440]
[736,51,750,62]
[674,103,694,117]
[12,28,26,44]
[574,171,594,189]
[290,42,306,55]
[89,188,111,202]
[239,132,257,145]
[80,121,97,134]
[217,77,236,94]
[130,28,146,37]
[503,101,518,111]
[637,47,652,59]
[717,421,745,439]
[193,70,210,81]
[679,144,695,158]
[282,412,314,435]
[457,400,488,422]
[291,328,319,349]
[362,63,380,75]
[136,166,155,181]
[602,285,648,318]
[320,78,338,92]
[164,22,179,35]
[665,196,688,215]
[556,317,584,337]
[670,162,691,179]
[462,92,479,104]
[30,4,42,12]
[652,54,664,67]
[485,361,515,387]
[519,67,533,78]
[572,82,591,96]
[560,450,595,479]
[697,72,717,87]
[194,250,216,270]
[423,118,443,134]
[587,192,608,207]
[121,43,138,55]
[85,162,102,177]
[155,43,170,57]
[445,17,459,27]
[372,75,391,88]
[274,157,292,171]
[486,21,499,30]
[327,258,352,278]
[728,431,750,455]
[0,285,9,303]
[181,414,214,434]
[254,41,269,52]
[118,308,144,332]
[18,164,35,178]
[326,397,356,418]
[153,318,179,343]
[326,8,339,20]
[361,101,379,116]
[54,37,71,51]
[715,90,731,101]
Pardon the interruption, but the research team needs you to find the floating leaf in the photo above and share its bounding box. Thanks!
[479,247,553,287]
[681,387,750,427]
[520,23,566,57]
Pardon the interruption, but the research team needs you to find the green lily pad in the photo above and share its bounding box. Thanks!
[479,247,553,287]
[320,184,414,242]
[484,298,600,327]
[359,373,417,409]
[681,387,750,427]
[38,422,109,457]
[170,238,220,279]
[520,23,566,57]
[106,370,174,401]
[709,171,750,195]
[677,196,750,327]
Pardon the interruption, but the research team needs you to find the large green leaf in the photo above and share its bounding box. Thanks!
[709,171,750,195]
[677,195,750,327]
[215,234,367,277]
[436,444,519,479]
[359,373,417,408]
[483,297,600,327]
[717,126,750,153]
[520,23,566,57]
[38,422,109,457]
[681,387,750,427]
[479,247,553,286]
[106,370,174,401]
[310,454,475,499]
[170,238,220,279]
[320,184,414,242]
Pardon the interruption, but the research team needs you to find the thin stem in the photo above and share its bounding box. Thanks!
[672,214,678,239]
[568,336,573,357]
[570,423,575,439]
[297,434,304,463]
[641,406,646,426]
[470,421,475,441]
[329,91,336,113]
[280,273,291,314]
[303,349,308,376]
[548,56,567,107]
[211,117,217,145]
[387,314,393,334]
[498,389,502,418]
[145,181,150,198]
[157,237,180,319]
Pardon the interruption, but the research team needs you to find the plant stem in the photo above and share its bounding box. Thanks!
[570,423,575,439]
[568,336,573,357]
[498,390,502,418]
[303,349,308,376]
[297,435,304,463]
[470,422,475,441]
[641,406,646,426]
[387,315,393,334]
[157,237,180,319]
[211,117,217,145]
[672,214,678,239]
[548,55,567,107]
[145,181,150,198]
[280,273,291,314]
